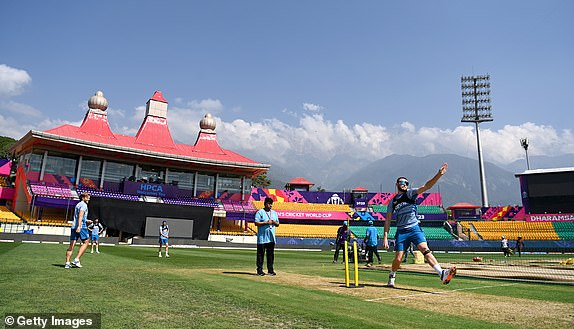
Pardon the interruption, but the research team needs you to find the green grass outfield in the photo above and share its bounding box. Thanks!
[1,242,573,329]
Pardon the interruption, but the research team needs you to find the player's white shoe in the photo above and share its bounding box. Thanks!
[158,253,162,258]
[65,263,71,269]
[441,266,457,284]
[387,275,396,288]
[96,250,100,254]
[90,250,93,254]
[165,254,170,258]
[72,259,82,268]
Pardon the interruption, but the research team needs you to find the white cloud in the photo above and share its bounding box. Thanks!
[0,114,78,140]
[0,100,42,117]
[215,115,574,167]
[231,106,242,114]
[281,108,298,118]
[187,99,223,113]
[105,107,126,119]
[2,93,573,169]
[0,114,28,139]
[303,102,323,112]
[0,64,31,97]
[166,106,205,143]
[400,122,416,133]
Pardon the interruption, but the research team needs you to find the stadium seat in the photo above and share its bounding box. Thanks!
[464,220,560,240]
[0,206,23,224]
[251,200,351,212]
[247,222,340,238]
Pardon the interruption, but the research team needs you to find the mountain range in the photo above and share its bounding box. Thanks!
[264,153,574,207]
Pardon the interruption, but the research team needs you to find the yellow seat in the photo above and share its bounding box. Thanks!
[465,220,559,240]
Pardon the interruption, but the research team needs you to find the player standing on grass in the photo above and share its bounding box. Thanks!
[333,221,349,263]
[364,220,381,266]
[383,163,457,287]
[158,220,170,258]
[88,218,104,254]
[501,236,511,257]
[65,192,91,269]
[254,197,279,276]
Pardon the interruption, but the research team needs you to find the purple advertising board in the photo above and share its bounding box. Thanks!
[122,181,179,198]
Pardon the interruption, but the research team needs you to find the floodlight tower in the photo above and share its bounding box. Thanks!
[461,75,493,207]
[520,138,530,170]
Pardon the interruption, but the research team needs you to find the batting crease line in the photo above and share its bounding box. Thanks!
[365,283,519,302]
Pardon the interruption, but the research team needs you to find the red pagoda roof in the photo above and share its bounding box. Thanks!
[134,116,177,149]
[42,122,260,166]
[150,90,168,103]
[14,91,269,174]
[352,186,368,192]
[287,177,314,186]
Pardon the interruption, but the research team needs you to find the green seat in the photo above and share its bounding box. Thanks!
[420,227,453,240]
[372,205,445,215]
[553,222,574,240]
[417,206,446,214]
[371,205,387,213]
[349,226,396,239]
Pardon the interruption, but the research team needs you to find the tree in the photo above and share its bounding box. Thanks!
[252,172,271,188]
[0,136,17,159]
[316,186,326,192]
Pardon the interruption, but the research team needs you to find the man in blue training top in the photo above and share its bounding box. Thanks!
[364,220,381,266]
[383,163,456,287]
[65,192,92,269]
[254,197,279,276]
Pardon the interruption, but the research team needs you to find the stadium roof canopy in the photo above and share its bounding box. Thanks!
[11,90,270,177]
[514,167,574,177]
[0,160,10,176]
[287,177,314,186]
[447,202,481,210]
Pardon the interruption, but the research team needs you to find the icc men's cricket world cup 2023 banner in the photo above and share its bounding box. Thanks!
[275,211,349,220]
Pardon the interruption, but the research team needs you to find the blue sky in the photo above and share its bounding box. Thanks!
[1,0,573,167]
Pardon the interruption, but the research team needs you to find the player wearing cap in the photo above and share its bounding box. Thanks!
[333,221,349,263]
[383,163,456,287]
[364,220,381,266]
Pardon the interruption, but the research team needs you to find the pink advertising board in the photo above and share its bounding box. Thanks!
[276,211,349,220]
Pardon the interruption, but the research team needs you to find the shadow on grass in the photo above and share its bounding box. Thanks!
[330,281,434,293]
[378,285,435,293]
[222,271,259,276]
[52,263,68,268]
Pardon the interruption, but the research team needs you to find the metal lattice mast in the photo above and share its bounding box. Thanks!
[461,75,493,207]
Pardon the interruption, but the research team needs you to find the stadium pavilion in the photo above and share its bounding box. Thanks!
[8,90,270,240]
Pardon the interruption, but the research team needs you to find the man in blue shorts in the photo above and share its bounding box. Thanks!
[364,220,381,266]
[158,220,170,258]
[383,163,456,287]
[88,218,104,254]
[65,192,92,269]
